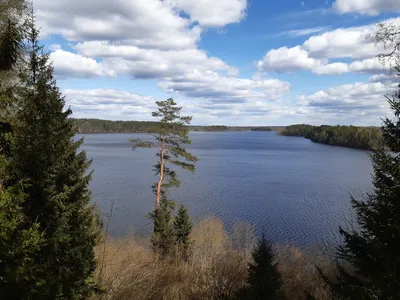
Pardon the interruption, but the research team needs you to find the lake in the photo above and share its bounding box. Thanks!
[78,132,373,249]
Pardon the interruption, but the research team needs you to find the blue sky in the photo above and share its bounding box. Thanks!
[35,0,400,125]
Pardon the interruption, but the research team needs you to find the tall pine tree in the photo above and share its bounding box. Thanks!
[324,69,400,299]
[239,235,284,300]
[131,99,197,255]
[2,12,102,299]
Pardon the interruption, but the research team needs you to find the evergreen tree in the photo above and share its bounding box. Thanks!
[131,99,197,254]
[0,1,45,297]
[1,13,102,299]
[239,236,284,300]
[173,204,193,259]
[149,196,175,256]
[322,69,400,300]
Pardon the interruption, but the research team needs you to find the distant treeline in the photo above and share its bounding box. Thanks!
[73,118,274,133]
[250,126,272,131]
[280,124,381,150]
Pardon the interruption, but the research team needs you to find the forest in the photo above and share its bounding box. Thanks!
[280,124,381,150]
[1,1,400,300]
[74,118,273,133]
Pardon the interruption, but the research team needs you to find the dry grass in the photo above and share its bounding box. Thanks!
[93,217,335,300]
[276,245,335,300]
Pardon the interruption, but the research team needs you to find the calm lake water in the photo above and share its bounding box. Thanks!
[77,132,373,249]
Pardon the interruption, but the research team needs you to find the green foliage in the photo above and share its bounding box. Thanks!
[173,204,193,259]
[0,19,23,72]
[73,119,277,133]
[148,196,176,256]
[324,72,400,299]
[0,15,102,299]
[238,236,284,300]
[280,124,314,137]
[0,181,45,298]
[281,124,381,150]
[0,2,45,297]
[74,118,161,133]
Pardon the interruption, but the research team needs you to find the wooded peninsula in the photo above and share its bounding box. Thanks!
[280,124,381,150]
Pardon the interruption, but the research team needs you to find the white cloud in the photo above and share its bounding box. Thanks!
[257,46,320,73]
[333,0,400,15]
[50,49,116,78]
[36,0,262,108]
[64,88,293,124]
[165,0,247,27]
[159,69,291,103]
[36,0,202,50]
[257,45,389,75]
[298,81,396,116]
[257,18,400,75]
[73,41,238,79]
[303,25,381,59]
[368,73,398,83]
[64,89,158,120]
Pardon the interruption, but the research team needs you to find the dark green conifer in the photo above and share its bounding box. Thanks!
[0,2,45,297]
[323,70,400,299]
[1,12,102,299]
[149,196,175,256]
[240,235,284,300]
[173,204,193,258]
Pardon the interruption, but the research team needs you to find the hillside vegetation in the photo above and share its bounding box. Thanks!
[94,218,334,300]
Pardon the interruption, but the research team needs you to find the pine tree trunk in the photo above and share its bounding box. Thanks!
[155,136,165,209]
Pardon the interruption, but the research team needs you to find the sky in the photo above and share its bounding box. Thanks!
[34,0,400,126]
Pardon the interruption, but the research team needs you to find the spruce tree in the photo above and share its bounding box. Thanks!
[131,99,197,254]
[0,2,45,297]
[149,196,175,256]
[1,13,102,299]
[323,70,400,299]
[239,235,284,300]
[173,204,193,258]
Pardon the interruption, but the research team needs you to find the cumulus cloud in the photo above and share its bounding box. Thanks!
[368,73,398,83]
[64,89,158,120]
[303,26,381,59]
[257,46,320,72]
[36,0,201,50]
[64,88,292,124]
[49,49,116,78]
[35,0,265,108]
[159,69,291,103]
[257,45,389,75]
[333,0,400,15]
[73,41,238,79]
[165,0,247,27]
[257,18,400,75]
[298,81,396,117]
